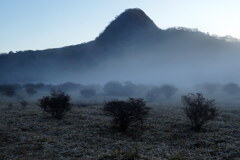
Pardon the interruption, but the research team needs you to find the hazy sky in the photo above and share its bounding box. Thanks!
[1,0,240,53]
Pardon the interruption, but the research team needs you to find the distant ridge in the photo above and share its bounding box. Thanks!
[95,8,159,45]
[0,8,240,84]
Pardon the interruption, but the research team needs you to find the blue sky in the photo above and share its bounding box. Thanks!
[1,0,240,53]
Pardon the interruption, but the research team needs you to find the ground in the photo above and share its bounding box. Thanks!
[0,103,240,160]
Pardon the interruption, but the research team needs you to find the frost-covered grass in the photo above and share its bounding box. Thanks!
[0,102,239,160]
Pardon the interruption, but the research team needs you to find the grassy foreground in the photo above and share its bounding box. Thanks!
[0,103,239,160]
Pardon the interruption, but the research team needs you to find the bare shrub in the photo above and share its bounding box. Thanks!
[103,98,150,132]
[38,89,71,119]
[182,93,218,131]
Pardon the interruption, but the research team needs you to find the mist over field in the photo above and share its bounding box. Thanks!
[1,8,240,90]
[1,7,240,160]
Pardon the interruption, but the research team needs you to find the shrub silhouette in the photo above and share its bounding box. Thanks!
[222,83,240,95]
[182,93,218,132]
[103,98,150,132]
[0,84,19,97]
[80,89,96,98]
[38,89,71,119]
[24,83,46,95]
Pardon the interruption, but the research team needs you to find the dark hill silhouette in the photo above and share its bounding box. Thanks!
[95,8,159,46]
[1,8,240,85]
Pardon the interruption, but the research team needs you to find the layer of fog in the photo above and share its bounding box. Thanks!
[73,45,240,89]
[1,27,240,90]
[1,81,240,107]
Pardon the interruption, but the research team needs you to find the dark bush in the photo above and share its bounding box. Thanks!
[24,83,46,95]
[38,89,71,119]
[0,84,20,97]
[222,83,240,95]
[80,89,96,98]
[103,98,150,132]
[182,93,218,132]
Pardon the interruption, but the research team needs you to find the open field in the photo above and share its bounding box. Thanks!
[0,103,240,160]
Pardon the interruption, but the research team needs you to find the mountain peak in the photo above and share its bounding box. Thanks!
[96,8,159,45]
[118,8,154,25]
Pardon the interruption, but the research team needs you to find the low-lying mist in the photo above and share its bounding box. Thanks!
[1,81,240,106]
[1,8,240,103]
[1,9,240,87]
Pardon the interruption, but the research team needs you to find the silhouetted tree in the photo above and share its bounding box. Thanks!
[0,84,20,97]
[38,89,71,119]
[182,93,218,132]
[103,98,150,132]
[222,83,240,95]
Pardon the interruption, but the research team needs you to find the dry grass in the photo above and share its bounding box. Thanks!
[0,103,239,160]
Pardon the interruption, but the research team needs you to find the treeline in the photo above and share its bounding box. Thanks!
[0,82,178,101]
[1,81,240,101]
